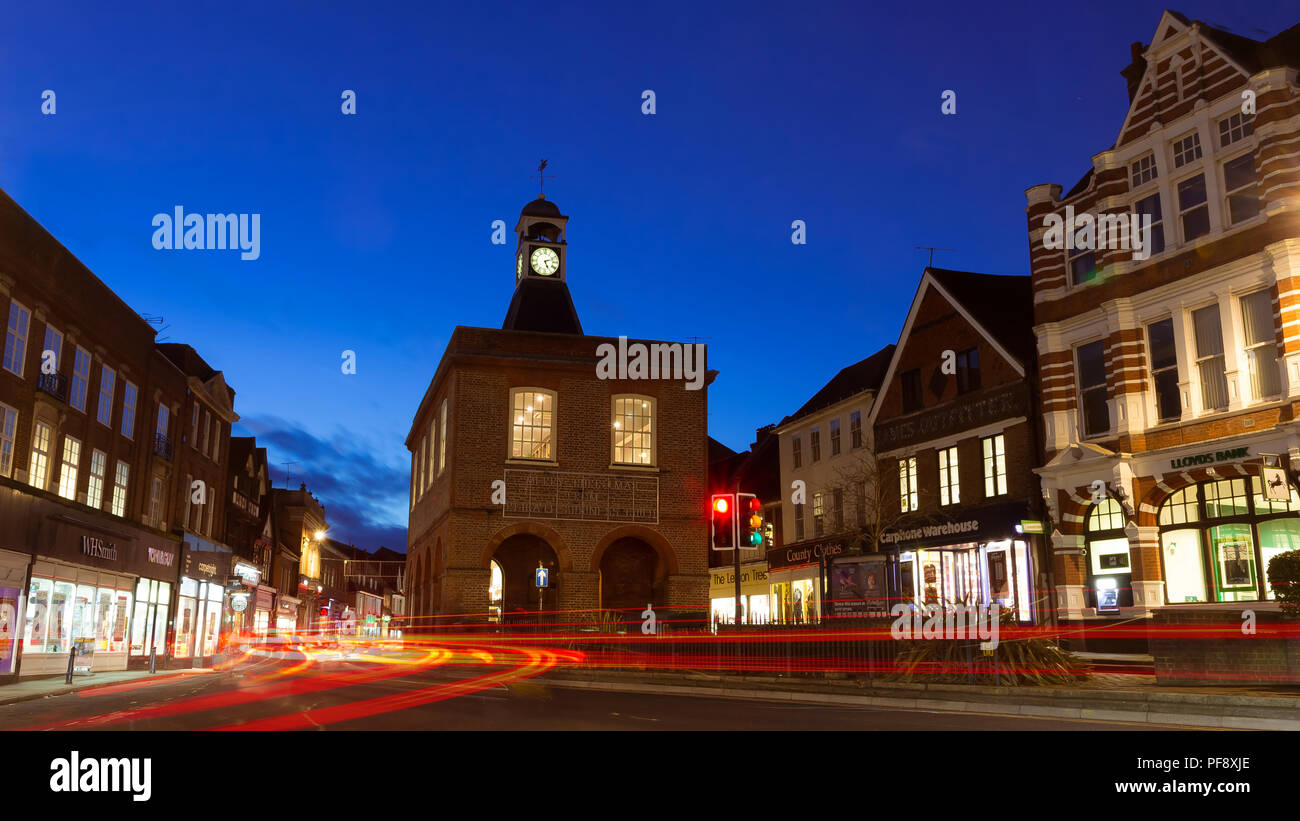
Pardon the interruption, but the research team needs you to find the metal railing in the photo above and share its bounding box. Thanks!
[37,372,69,403]
[153,432,173,460]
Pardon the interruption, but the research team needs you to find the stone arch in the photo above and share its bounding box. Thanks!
[1135,464,1256,527]
[590,525,678,579]
[480,521,573,572]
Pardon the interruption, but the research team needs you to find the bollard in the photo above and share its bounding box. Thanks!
[65,644,76,684]
[149,648,156,675]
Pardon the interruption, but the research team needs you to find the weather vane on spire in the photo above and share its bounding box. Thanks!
[532,159,555,199]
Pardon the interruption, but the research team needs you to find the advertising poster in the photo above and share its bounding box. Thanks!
[1216,538,1254,587]
[0,589,17,674]
[830,560,888,617]
[73,638,95,674]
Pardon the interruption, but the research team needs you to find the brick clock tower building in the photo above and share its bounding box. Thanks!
[1027,12,1300,637]
[404,194,711,628]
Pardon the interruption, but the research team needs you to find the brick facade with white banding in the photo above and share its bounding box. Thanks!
[1026,12,1300,639]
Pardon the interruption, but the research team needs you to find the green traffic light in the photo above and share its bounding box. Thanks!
[749,532,763,546]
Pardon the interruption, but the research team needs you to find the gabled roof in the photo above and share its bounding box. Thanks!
[866,267,1033,430]
[777,345,895,428]
[926,268,1035,365]
[501,278,583,334]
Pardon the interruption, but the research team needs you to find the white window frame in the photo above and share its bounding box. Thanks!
[1130,152,1158,188]
[57,435,81,500]
[42,324,63,374]
[611,394,656,466]
[849,411,862,449]
[4,300,31,378]
[982,434,1007,498]
[1239,289,1280,401]
[939,445,960,506]
[829,418,841,456]
[437,399,447,476]
[1220,150,1260,228]
[1217,111,1252,149]
[70,347,90,412]
[899,456,918,513]
[0,402,16,478]
[29,420,53,491]
[1172,131,1202,169]
[508,388,556,462]
[87,450,107,510]
[97,366,116,427]
[111,461,129,517]
[121,380,137,440]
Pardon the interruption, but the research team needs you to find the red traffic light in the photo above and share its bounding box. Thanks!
[713,497,729,514]
[748,497,762,512]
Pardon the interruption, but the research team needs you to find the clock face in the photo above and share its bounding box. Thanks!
[530,246,560,276]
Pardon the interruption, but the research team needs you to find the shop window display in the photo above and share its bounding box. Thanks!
[1155,474,1300,603]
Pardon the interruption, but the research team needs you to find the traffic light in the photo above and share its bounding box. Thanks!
[738,493,763,547]
[710,493,735,550]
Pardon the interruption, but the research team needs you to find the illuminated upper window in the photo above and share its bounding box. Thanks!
[612,395,654,465]
[510,389,555,461]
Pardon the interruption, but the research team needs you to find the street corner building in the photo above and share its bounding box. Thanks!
[1026,12,1300,642]
[0,186,239,678]
[403,194,712,627]
[870,268,1044,623]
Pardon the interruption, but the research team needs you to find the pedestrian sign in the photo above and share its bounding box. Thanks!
[535,567,549,588]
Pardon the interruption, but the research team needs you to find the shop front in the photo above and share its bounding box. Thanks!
[765,540,846,625]
[1045,430,1300,625]
[0,548,30,680]
[709,561,770,628]
[0,489,182,677]
[171,534,232,669]
[227,559,262,639]
[880,501,1037,622]
[275,595,300,636]
[252,585,274,636]
[356,591,382,638]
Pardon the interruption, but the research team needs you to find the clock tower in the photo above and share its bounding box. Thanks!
[502,193,583,334]
[514,195,568,284]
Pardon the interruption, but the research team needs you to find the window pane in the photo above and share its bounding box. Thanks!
[1161,529,1207,602]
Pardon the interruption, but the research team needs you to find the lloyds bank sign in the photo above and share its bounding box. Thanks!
[1170,446,1249,470]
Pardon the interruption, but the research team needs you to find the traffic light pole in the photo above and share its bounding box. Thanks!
[733,528,743,626]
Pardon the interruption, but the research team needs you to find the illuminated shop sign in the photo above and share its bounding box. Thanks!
[1169,446,1249,469]
[767,542,845,571]
[81,536,118,561]
[147,547,175,566]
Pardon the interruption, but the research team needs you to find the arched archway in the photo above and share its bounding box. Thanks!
[490,533,559,615]
[598,537,660,616]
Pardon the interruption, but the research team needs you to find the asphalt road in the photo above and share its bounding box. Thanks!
[0,644,1177,731]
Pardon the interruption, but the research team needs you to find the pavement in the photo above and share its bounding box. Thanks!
[3,646,1298,729]
[0,668,217,706]
[0,652,1177,731]
[536,667,1300,730]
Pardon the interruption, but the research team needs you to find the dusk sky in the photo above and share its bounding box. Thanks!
[2,1,1295,551]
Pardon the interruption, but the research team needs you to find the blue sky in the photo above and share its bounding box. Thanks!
[2,1,1295,550]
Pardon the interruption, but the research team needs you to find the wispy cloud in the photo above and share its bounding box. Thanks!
[235,415,407,552]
